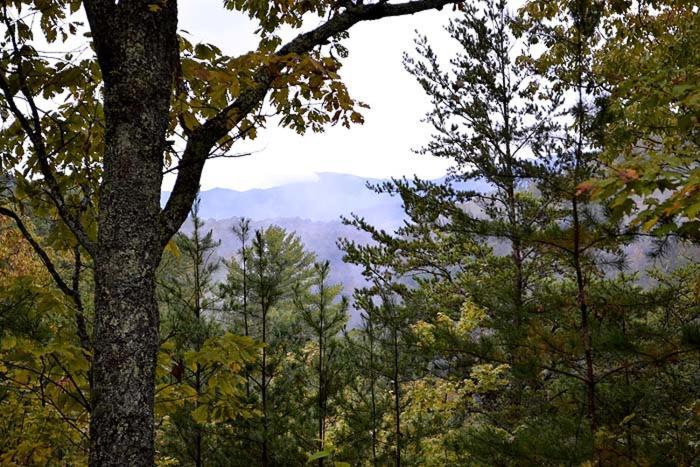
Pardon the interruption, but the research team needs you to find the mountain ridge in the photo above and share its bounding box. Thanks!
[162,172,410,229]
[171,172,443,325]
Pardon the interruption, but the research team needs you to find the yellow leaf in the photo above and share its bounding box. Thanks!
[164,238,180,257]
[2,335,16,350]
[191,404,209,424]
[642,216,659,232]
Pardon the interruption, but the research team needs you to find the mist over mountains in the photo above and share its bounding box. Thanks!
[164,173,408,230]
[167,173,419,323]
[166,173,690,320]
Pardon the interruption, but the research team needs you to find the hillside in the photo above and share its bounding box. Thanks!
[172,173,411,324]
[164,172,408,229]
[175,173,697,327]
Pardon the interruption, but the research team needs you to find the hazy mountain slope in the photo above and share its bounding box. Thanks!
[163,173,408,229]
[168,173,419,324]
[174,173,696,325]
[170,173,449,325]
[163,172,492,229]
[171,173,491,324]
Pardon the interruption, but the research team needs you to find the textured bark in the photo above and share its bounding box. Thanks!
[84,2,179,465]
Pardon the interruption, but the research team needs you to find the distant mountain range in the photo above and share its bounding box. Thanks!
[167,172,696,325]
[168,173,427,325]
[163,172,410,230]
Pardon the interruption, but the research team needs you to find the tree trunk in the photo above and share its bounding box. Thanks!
[392,320,401,467]
[85,2,179,465]
[367,312,378,467]
[571,3,597,436]
[318,276,326,467]
[261,299,270,467]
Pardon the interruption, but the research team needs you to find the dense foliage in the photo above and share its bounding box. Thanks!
[1,0,699,465]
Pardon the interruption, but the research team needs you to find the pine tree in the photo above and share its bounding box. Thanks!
[332,298,386,466]
[222,225,315,465]
[337,1,700,464]
[340,229,427,466]
[294,261,349,466]
[157,199,223,467]
[221,218,253,398]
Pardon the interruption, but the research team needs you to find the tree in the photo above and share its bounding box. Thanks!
[220,218,253,398]
[0,216,90,465]
[156,200,222,467]
[341,229,425,466]
[334,0,700,464]
[331,299,386,466]
[589,1,700,240]
[400,0,557,366]
[294,260,348,465]
[0,0,461,464]
[222,225,316,465]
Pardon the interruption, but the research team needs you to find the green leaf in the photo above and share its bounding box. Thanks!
[191,405,209,424]
[1,334,17,350]
[307,450,332,462]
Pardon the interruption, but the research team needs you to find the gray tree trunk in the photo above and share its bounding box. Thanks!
[84,2,179,465]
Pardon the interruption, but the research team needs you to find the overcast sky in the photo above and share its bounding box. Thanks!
[164,0,458,191]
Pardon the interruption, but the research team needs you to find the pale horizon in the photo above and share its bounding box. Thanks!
[163,0,458,191]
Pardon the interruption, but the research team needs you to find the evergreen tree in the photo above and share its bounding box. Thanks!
[157,199,223,467]
[221,225,315,466]
[340,233,427,466]
[332,300,387,467]
[221,218,253,398]
[336,1,700,464]
[294,261,349,466]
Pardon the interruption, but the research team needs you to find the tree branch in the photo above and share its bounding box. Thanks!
[0,207,81,308]
[159,0,458,244]
[0,8,96,256]
[71,244,92,353]
[81,0,116,72]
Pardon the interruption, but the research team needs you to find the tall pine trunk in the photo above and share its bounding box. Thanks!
[317,284,325,467]
[85,3,179,465]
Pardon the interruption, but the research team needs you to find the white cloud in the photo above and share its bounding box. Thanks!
[167,0,458,191]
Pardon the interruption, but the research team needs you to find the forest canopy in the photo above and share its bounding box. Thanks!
[0,0,699,466]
